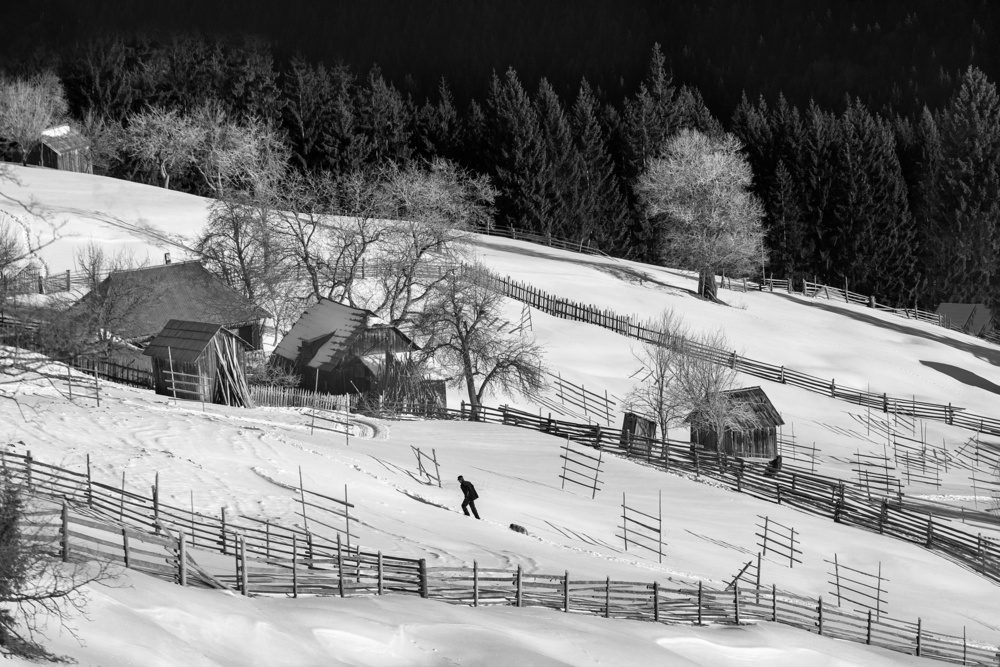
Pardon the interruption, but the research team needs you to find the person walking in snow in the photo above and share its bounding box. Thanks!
[458,475,480,519]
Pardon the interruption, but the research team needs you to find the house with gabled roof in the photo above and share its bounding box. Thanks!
[75,259,270,348]
[686,386,784,459]
[26,125,92,173]
[272,298,422,398]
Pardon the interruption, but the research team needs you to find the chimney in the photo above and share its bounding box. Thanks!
[164,252,171,265]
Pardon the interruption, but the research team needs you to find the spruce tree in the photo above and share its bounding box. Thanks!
[535,78,585,240]
[928,67,1000,310]
[570,79,629,252]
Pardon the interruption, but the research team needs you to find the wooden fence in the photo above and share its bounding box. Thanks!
[481,271,1000,440]
[4,441,1000,663]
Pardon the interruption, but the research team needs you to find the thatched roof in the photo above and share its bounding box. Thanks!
[935,303,993,336]
[78,261,270,341]
[686,386,784,429]
[39,125,89,154]
[142,319,248,364]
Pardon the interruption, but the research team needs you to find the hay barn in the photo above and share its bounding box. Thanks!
[26,125,92,173]
[686,386,784,458]
[272,298,428,400]
[143,320,253,406]
[76,259,270,348]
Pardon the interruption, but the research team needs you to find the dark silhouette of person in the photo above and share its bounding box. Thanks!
[458,475,480,519]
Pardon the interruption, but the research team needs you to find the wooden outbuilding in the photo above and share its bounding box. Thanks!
[75,259,270,348]
[619,412,658,448]
[935,303,993,337]
[142,320,253,406]
[686,386,784,458]
[26,125,92,173]
[272,298,425,400]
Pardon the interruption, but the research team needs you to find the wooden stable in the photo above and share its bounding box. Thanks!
[143,320,253,407]
[687,386,784,459]
[26,125,92,173]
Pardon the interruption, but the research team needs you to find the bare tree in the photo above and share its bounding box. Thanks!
[121,107,203,189]
[0,476,112,658]
[191,102,287,196]
[0,72,69,165]
[414,264,546,417]
[627,309,759,442]
[71,242,148,356]
[636,129,766,301]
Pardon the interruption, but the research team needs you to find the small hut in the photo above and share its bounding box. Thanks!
[143,320,253,407]
[272,298,424,400]
[935,303,993,337]
[686,386,784,458]
[619,412,658,448]
[26,126,92,173]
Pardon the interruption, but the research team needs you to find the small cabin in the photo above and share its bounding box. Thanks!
[619,412,658,448]
[143,320,253,407]
[26,126,92,173]
[75,259,270,348]
[272,298,424,401]
[935,303,993,337]
[686,386,784,459]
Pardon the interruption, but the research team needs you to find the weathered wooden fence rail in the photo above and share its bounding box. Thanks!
[5,444,1000,663]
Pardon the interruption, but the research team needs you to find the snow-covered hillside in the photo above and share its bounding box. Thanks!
[2,165,1000,665]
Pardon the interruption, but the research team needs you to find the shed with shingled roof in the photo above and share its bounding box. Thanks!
[76,260,270,348]
[686,386,784,458]
[272,298,423,398]
[143,319,253,406]
[26,125,92,173]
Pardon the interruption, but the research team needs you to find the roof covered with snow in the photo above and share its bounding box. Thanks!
[39,125,90,154]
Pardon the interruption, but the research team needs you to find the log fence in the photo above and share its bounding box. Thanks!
[3,443,1000,663]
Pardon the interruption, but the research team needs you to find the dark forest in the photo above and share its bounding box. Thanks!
[3,0,1000,311]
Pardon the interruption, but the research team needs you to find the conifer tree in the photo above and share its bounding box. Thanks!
[356,65,413,166]
[479,68,549,234]
[535,78,585,239]
[570,79,629,251]
[928,67,1000,309]
[413,79,461,160]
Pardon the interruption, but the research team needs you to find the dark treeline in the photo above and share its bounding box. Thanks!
[3,1,1000,311]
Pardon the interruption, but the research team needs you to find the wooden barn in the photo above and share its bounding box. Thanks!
[272,299,424,400]
[686,386,784,459]
[26,125,92,173]
[619,412,658,448]
[935,303,993,337]
[143,320,253,406]
[75,259,270,348]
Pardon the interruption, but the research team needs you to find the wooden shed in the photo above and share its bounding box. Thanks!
[272,298,424,400]
[142,320,253,407]
[26,125,92,173]
[686,386,784,459]
[74,259,270,348]
[935,303,993,337]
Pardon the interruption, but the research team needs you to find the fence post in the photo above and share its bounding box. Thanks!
[239,536,248,596]
[653,580,659,622]
[604,576,610,618]
[915,617,922,656]
[337,533,345,598]
[879,499,887,534]
[925,516,934,548]
[515,565,523,607]
[178,531,187,586]
[292,534,298,598]
[86,453,93,507]
[473,560,479,607]
[221,507,228,555]
[60,500,69,563]
[25,450,32,491]
[817,596,823,635]
[697,581,703,625]
[419,559,428,598]
[866,610,872,644]
[772,584,777,622]
[734,583,741,625]
[153,472,160,533]
[122,528,130,569]
[564,570,570,612]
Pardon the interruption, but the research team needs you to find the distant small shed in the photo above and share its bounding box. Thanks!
[26,126,92,173]
[935,303,993,337]
[686,386,784,458]
[143,319,253,407]
[619,412,658,448]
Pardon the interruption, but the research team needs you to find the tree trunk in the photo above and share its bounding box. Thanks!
[698,269,718,301]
